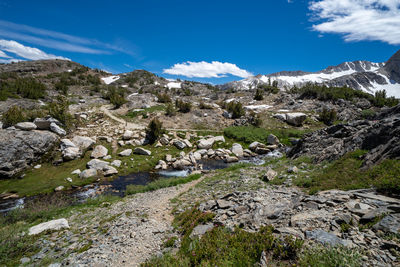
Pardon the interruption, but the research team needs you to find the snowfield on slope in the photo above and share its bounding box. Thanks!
[101,75,120,85]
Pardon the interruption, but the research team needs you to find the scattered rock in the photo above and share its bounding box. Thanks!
[50,122,66,136]
[267,134,280,145]
[173,140,186,150]
[54,186,64,192]
[91,145,108,159]
[111,160,122,167]
[134,147,152,156]
[231,143,243,158]
[71,169,81,175]
[28,218,69,235]
[119,149,132,156]
[15,122,37,131]
[87,159,109,170]
[79,169,97,179]
[305,229,346,246]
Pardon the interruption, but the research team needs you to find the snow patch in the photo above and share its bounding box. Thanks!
[101,75,120,85]
[167,82,181,89]
[244,104,272,111]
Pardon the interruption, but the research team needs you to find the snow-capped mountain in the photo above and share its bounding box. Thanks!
[220,50,400,98]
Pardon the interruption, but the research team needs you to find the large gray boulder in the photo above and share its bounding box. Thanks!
[91,145,108,159]
[198,138,215,149]
[231,143,243,158]
[87,159,109,170]
[285,113,307,126]
[0,129,59,178]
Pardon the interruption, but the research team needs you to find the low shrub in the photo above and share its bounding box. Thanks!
[199,101,213,109]
[157,93,172,103]
[360,109,376,119]
[319,108,337,126]
[46,96,73,128]
[226,101,245,119]
[2,106,26,128]
[165,103,176,116]
[254,88,264,100]
[146,118,165,144]
[102,86,127,108]
[175,99,192,113]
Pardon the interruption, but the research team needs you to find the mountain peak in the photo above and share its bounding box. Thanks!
[383,49,400,83]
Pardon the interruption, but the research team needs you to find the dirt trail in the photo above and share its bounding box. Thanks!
[67,176,205,266]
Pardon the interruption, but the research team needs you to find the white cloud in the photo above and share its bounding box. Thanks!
[163,61,253,78]
[0,39,69,61]
[0,20,136,56]
[309,0,400,45]
[0,50,10,58]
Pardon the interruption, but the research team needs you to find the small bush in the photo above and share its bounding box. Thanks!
[249,111,262,127]
[175,99,192,113]
[254,88,264,100]
[165,103,176,116]
[2,106,26,128]
[102,86,127,108]
[157,93,172,103]
[55,81,68,95]
[227,101,245,119]
[146,118,165,144]
[360,109,376,119]
[319,108,337,126]
[47,96,73,127]
[199,101,213,109]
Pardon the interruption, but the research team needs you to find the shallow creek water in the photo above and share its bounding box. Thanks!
[0,152,282,213]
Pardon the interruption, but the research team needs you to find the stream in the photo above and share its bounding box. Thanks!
[0,151,283,213]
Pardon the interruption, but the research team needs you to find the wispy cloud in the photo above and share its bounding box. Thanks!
[163,61,253,78]
[309,0,400,45]
[0,39,69,61]
[0,20,136,55]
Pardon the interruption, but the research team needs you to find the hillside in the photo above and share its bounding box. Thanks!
[0,57,399,267]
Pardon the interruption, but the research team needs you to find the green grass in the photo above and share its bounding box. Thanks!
[299,245,363,267]
[294,150,400,195]
[0,151,97,197]
[126,174,202,195]
[224,126,309,146]
[143,206,303,266]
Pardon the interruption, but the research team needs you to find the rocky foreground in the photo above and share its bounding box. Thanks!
[21,164,400,267]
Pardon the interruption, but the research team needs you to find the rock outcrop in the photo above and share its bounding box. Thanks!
[0,129,59,178]
[288,104,400,167]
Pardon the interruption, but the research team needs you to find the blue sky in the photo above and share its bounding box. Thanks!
[0,0,399,84]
